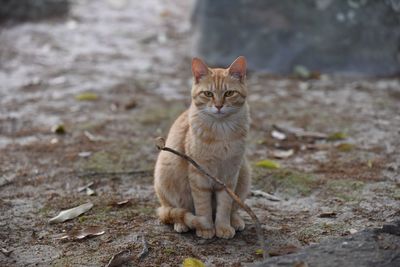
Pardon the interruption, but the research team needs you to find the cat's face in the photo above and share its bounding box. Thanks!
[191,56,248,118]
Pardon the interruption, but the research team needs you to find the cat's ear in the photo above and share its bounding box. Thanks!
[192,57,209,83]
[228,56,247,82]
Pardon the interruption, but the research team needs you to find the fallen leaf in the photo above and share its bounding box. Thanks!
[84,131,103,142]
[78,151,92,158]
[319,212,337,218]
[51,124,66,134]
[255,160,281,169]
[251,190,281,201]
[367,160,373,168]
[58,226,105,240]
[255,249,265,255]
[137,235,148,260]
[273,124,327,140]
[116,200,130,206]
[124,99,137,110]
[327,132,348,141]
[75,92,98,101]
[1,247,12,257]
[77,182,94,192]
[294,262,309,267]
[271,149,294,159]
[183,258,206,267]
[271,130,286,140]
[49,202,93,224]
[269,244,299,256]
[0,174,15,187]
[293,65,311,79]
[336,143,355,152]
[348,228,358,234]
[106,250,133,267]
[86,187,95,196]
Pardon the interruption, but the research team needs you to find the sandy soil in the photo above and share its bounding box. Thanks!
[0,0,399,266]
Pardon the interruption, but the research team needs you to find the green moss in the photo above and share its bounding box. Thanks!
[138,206,154,215]
[391,188,400,200]
[75,142,153,173]
[325,179,365,201]
[253,168,318,197]
[163,248,175,255]
[137,104,185,125]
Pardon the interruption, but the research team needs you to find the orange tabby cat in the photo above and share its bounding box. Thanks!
[154,56,251,239]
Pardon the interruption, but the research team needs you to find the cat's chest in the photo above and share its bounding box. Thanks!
[190,138,245,162]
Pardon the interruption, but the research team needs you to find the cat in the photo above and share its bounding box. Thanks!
[154,56,251,239]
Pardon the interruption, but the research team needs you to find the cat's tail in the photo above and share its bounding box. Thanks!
[157,206,210,229]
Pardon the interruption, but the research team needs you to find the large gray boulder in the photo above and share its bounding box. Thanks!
[192,0,400,75]
[248,221,400,267]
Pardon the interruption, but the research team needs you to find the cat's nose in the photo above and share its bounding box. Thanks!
[215,105,223,111]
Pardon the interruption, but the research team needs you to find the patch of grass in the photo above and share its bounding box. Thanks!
[325,179,365,201]
[391,188,400,200]
[75,142,152,173]
[253,168,319,197]
[137,104,185,125]
[163,247,176,255]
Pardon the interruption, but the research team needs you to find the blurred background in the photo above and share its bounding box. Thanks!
[1,1,399,266]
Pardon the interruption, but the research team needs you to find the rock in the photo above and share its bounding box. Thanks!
[192,0,400,75]
[247,224,400,267]
[0,0,70,23]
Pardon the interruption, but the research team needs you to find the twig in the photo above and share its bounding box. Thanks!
[155,137,267,259]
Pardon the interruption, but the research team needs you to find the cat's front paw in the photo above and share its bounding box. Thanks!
[174,223,189,233]
[231,213,245,231]
[196,228,215,239]
[215,224,235,239]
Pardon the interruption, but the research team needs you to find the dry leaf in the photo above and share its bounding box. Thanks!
[327,132,348,141]
[51,124,66,134]
[271,130,286,140]
[269,244,299,256]
[78,151,92,158]
[255,249,265,255]
[84,131,104,142]
[77,182,94,192]
[58,226,105,240]
[49,202,93,224]
[137,235,149,260]
[273,124,327,140]
[86,187,95,196]
[336,143,355,152]
[271,149,294,159]
[183,258,206,267]
[255,160,281,169]
[319,212,337,218]
[116,200,130,206]
[251,190,281,201]
[1,247,12,257]
[75,92,98,101]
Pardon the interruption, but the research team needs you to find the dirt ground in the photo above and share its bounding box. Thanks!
[0,0,399,266]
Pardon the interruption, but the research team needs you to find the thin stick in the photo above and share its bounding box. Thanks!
[155,137,267,259]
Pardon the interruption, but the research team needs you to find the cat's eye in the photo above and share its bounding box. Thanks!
[203,91,214,97]
[224,90,235,97]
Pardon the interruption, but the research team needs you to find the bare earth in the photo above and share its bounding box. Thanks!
[0,0,399,266]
